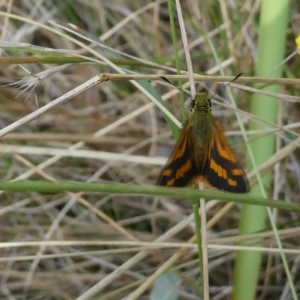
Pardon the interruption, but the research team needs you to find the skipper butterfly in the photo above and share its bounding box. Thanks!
[157,92,249,193]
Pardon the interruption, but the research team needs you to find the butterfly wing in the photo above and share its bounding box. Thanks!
[157,121,196,187]
[204,121,249,193]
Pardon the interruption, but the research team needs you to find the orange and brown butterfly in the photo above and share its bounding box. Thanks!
[157,83,249,193]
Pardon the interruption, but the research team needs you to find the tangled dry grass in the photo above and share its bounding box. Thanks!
[0,1,300,299]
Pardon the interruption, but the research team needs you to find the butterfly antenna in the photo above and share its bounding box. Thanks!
[210,73,243,99]
[160,76,191,97]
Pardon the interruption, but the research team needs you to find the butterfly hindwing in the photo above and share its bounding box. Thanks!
[157,121,196,187]
[205,121,249,193]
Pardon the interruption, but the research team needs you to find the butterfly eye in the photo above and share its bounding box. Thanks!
[208,99,212,108]
[190,99,195,110]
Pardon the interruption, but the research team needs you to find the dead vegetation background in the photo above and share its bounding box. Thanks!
[0,1,300,299]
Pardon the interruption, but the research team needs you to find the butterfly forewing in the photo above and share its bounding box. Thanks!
[156,121,196,187]
[205,122,249,193]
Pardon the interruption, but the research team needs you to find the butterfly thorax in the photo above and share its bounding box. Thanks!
[189,92,214,137]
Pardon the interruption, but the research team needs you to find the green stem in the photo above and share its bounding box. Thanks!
[192,198,204,298]
[233,1,290,299]
[0,180,298,211]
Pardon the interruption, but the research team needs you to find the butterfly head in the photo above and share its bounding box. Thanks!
[190,92,211,112]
